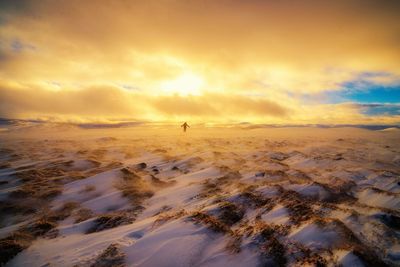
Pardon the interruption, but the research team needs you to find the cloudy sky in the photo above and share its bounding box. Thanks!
[0,0,399,124]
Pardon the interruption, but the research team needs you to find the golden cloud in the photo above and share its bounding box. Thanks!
[0,0,399,123]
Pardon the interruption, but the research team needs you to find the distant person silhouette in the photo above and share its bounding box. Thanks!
[181,122,190,132]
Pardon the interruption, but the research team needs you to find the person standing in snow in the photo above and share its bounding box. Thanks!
[181,122,190,132]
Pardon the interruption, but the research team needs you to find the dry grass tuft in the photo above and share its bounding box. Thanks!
[24,218,58,237]
[16,168,64,182]
[217,202,245,226]
[259,237,287,267]
[239,186,272,209]
[116,168,154,209]
[197,171,241,199]
[226,234,242,253]
[48,201,80,222]
[150,175,176,188]
[197,179,223,198]
[74,208,94,223]
[9,167,65,204]
[243,221,290,267]
[278,189,315,225]
[86,211,135,234]
[189,211,231,234]
[295,248,328,267]
[0,216,59,265]
[120,167,141,180]
[90,244,125,267]
[152,209,187,229]
[0,200,37,218]
[0,232,32,265]
[313,181,356,203]
[188,200,244,235]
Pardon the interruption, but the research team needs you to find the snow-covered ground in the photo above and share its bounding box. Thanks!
[0,124,399,266]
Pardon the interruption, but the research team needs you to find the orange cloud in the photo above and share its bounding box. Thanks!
[0,0,399,123]
[0,83,398,125]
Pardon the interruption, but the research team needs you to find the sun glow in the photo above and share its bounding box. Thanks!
[159,72,204,96]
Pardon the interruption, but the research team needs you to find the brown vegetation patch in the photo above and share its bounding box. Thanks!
[197,179,223,198]
[0,200,37,217]
[197,172,241,199]
[243,222,290,267]
[23,218,58,237]
[225,233,243,253]
[74,208,94,223]
[9,182,62,200]
[239,186,273,209]
[150,175,176,188]
[217,202,245,226]
[0,231,32,265]
[189,211,231,234]
[316,181,357,203]
[16,168,65,182]
[48,202,80,222]
[218,169,242,181]
[296,249,328,267]
[116,167,154,210]
[120,167,141,180]
[66,172,87,182]
[312,218,390,266]
[254,222,290,240]
[152,209,187,229]
[90,244,125,267]
[9,167,65,205]
[117,182,154,208]
[259,237,287,267]
[0,216,59,265]
[352,248,390,267]
[278,189,315,225]
[86,211,136,234]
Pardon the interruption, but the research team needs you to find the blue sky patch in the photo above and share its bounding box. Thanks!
[299,72,400,116]
[334,72,400,103]
[358,103,400,116]
[337,85,400,104]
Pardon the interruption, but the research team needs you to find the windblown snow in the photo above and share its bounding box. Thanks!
[0,124,399,267]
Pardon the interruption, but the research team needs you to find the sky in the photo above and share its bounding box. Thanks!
[0,0,399,124]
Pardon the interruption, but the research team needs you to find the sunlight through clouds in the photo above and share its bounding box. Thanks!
[0,0,399,124]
